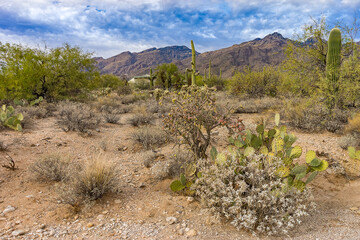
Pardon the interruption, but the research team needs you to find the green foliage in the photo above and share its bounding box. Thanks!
[348,146,360,160]
[0,43,98,101]
[0,105,23,131]
[226,114,328,191]
[229,66,281,97]
[97,74,125,95]
[155,63,182,89]
[30,96,44,106]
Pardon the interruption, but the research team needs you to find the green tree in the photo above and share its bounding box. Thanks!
[155,63,181,89]
[0,43,98,101]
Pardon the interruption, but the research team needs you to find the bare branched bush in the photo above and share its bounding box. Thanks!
[282,99,349,132]
[57,102,101,135]
[128,106,153,126]
[31,154,72,182]
[121,94,139,105]
[132,126,168,149]
[192,154,315,236]
[100,105,122,124]
[151,149,194,180]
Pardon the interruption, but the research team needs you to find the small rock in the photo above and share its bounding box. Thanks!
[3,206,15,214]
[166,217,177,225]
[186,229,197,237]
[97,214,105,220]
[114,199,121,204]
[139,183,146,188]
[187,197,194,203]
[102,210,108,214]
[0,218,6,221]
[350,207,359,211]
[25,195,34,199]
[87,223,94,228]
[177,229,185,235]
[11,229,26,236]
[39,224,46,230]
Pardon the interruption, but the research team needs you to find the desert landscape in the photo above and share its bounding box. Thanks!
[1,1,360,240]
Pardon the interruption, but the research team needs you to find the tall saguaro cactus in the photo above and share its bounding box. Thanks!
[149,68,155,88]
[208,60,211,81]
[191,40,196,85]
[326,28,341,109]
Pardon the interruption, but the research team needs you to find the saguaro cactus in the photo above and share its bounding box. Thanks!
[149,68,155,88]
[326,28,341,108]
[191,40,196,85]
[208,60,211,81]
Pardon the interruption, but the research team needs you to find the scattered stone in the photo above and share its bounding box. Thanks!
[114,199,121,204]
[25,195,34,199]
[87,223,94,228]
[11,229,26,236]
[0,218,6,221]
[3,206,15,214]
[186,229,197,237]
[187,197,194,203]
[166,217,178,225]
[39,224,46,230]
[139,183,146,188]
[177,229,185,235]
[102,210,109,214]
[350,207,359,211]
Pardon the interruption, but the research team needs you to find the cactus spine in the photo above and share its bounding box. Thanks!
[326,28,341,108]
[191,40,196,85]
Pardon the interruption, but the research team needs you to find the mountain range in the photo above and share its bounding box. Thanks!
[95,32,289,79]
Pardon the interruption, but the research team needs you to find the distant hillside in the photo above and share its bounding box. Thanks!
[177,32,288,78]
[95,46,199,77]
[95,32,289,79]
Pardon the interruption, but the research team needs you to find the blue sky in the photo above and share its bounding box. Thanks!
[0,0,359,58]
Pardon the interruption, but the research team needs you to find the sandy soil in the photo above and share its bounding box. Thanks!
[0,111,360,240]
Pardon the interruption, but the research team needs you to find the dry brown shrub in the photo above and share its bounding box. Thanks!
[132,126,168,150]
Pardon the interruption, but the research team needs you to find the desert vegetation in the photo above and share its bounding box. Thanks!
[1,15,360,240]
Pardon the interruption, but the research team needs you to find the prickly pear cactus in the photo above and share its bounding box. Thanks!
[227,113,328,191]
[0,105,23,131]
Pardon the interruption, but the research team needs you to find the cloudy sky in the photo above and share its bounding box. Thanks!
[0,0,359,58]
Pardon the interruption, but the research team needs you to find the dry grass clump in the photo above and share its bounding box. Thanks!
[121,94,139,105]
[30,154,72,182]
[58,155,120,205]
[345,113,360,135]
[132,126,168,150]
[117,85,132,96]
[192,154,315,236]
[128,106,154,126]
[282,100,349,133]
[56,101,101,135]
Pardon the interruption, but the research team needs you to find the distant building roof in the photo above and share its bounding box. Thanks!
[133,74,150,79]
